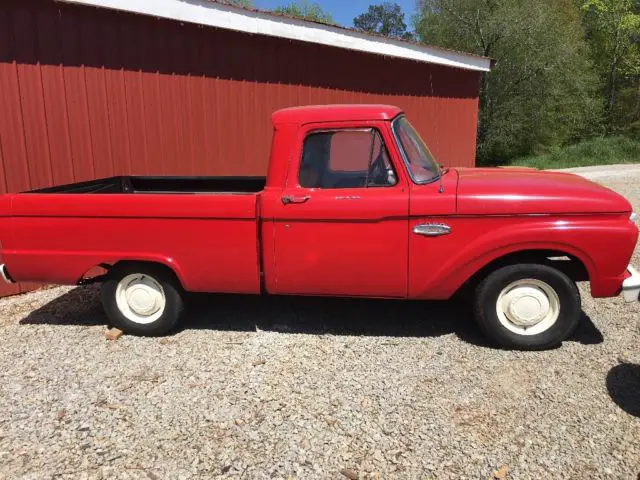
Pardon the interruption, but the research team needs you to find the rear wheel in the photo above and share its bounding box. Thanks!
[474,264,581,350]
[101,263,184,336]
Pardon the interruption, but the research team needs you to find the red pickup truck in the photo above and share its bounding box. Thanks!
[0,105,638,349]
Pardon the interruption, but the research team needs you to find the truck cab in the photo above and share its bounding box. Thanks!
[261,105,444,299]
[260,105,638,303]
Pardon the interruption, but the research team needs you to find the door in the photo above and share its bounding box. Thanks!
[270,124,409,298]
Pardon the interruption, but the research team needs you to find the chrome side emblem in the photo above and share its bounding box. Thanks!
[412,224,451,236]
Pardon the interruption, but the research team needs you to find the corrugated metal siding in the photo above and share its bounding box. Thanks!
[0,0,480,297]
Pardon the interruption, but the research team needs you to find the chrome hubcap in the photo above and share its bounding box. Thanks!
[496,279,560,336]
[125,282,163,316]
[115,274,166,324]
[502,286,551,327]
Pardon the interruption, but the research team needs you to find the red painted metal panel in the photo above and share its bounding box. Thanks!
[58,8,95,182]
[102,17,132,176]
[36,8,75,186]
[0,11,32,194]
[12,5,54,191]
[120,15,149,174]
[0,0,481,297]
[81,13,114,179]
[7,194,262,294]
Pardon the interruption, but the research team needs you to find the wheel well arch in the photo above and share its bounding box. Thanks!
[77,259,185,289]
[460,249,590,294]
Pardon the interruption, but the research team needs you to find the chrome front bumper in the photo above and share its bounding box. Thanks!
[0,264,14,284]
[622,265,640,302]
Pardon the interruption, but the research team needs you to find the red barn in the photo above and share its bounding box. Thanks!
[0,0,491,297]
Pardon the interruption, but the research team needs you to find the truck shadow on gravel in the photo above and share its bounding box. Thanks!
[184,292,604,348]
[606,363,640,418]
[19,286,603,348]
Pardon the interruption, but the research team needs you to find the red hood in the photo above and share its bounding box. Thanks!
[455,167,632,215]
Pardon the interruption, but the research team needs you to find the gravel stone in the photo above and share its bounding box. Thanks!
[0,170,639,479]
[105,328,123,341]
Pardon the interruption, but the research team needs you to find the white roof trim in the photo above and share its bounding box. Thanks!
[58,0,492,72]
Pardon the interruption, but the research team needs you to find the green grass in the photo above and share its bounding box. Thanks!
[508,136,640,170]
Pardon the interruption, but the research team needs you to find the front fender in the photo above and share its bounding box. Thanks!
[409,214,636,299]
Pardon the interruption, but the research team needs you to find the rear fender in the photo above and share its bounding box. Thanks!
[92,255,188,288]
[5,251,187,290]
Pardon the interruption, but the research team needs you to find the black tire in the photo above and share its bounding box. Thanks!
[474,264,581,350]
[101,263,185,336]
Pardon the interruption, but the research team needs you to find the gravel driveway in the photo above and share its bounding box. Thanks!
[1,169,639,480]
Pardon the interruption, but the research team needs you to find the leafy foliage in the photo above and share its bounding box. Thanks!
[353,2,413,40]
[414,0,603,165]
[217,0,254,7]
[581,0,640,134]
[510,136,640,169]
[274,1,335,24]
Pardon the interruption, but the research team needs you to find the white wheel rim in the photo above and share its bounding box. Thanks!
[496,279,560,336]
[115,274,166,324]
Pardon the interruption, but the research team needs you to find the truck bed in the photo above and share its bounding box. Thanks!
[2,176,265,295]
[27,176,266,194]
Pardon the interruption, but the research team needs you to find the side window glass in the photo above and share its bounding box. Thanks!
[298,129,397,189]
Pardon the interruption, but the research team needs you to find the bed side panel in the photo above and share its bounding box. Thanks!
[3,193,261,294]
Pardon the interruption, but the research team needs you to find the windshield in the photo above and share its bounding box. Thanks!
[392,116,440,184]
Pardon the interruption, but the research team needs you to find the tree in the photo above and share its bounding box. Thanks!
[274,1,335,24]
[414,0,602,164]
[217,0,254,7]
[353,2,413,39]
[581,0,640,132]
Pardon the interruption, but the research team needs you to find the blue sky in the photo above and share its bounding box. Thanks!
[254,0,418,29]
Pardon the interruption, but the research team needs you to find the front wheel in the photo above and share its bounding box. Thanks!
[101,263,185,336]
[474,264,581,350]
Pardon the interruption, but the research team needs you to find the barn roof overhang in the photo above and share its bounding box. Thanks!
[57,0,493,73]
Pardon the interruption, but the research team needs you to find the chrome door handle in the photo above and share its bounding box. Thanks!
[413,223,451,236]
[281,195,310,205]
